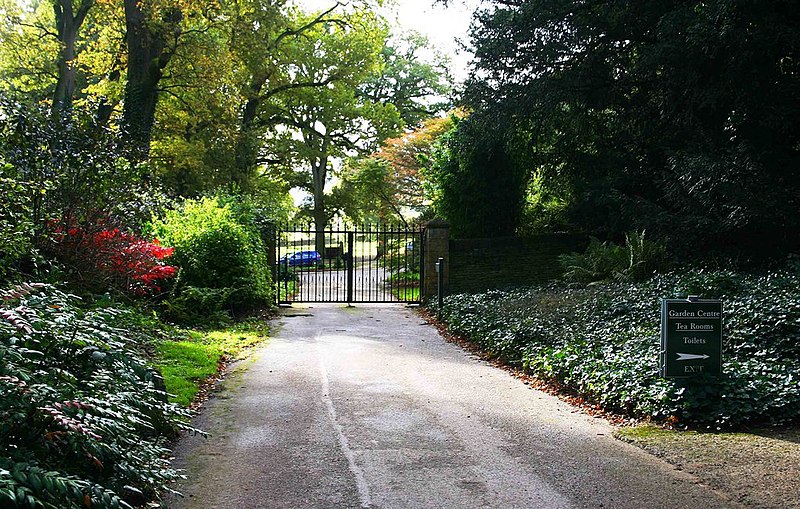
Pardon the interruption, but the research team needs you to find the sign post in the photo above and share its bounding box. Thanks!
[661,297,723,378]
[436,257,444,319]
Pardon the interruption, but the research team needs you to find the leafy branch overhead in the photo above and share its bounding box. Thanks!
[336,113,460,225]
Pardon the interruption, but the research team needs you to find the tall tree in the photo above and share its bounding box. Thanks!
[122,0,183,160]
[146,0,239,195]
[148,1,368,195]
[51,0,94,119]
[0,0,99,118]
[424,115,529,238]
[360,31,451,127]
[338,113,459,224]
[462,0,800,254]
[374,114,458,210]
[262,9,402,249]
[227,1,347,190]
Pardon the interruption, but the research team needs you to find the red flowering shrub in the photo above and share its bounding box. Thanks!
[97,232,176,294]
[49,220,177,295]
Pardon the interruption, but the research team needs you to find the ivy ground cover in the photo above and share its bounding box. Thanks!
[436,269,800,428]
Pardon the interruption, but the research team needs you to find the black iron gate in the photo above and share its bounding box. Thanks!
[274,224,423,304]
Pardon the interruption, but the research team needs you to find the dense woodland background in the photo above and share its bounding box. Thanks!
[2,0,799,290]
[1,1,799,508]
[445,0,800,257]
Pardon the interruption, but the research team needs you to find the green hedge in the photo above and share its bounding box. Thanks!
[436,269,800,428]
[151,196,272,322]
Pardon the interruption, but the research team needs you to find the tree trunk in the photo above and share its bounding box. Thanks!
[312,152,328,254]
[52,18,76,118]
[232,80,264,190]
[122,0,181,161]
[95,62,122,129]
[233,126,258,191]
[51,0,94,120]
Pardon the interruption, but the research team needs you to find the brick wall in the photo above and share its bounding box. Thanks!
[447,233,587,294]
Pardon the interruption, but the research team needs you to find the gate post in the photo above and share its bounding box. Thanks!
[266,225,277,266]
[422,219,449,301]
[265,223,278,303]
[346,231,354,304]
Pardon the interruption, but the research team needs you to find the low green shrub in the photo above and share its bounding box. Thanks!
[161,286,233,326]
[0,173,35,282]
[0,283,196,508]
[150,196,272,323]
[276,265,297,283]
[559,230,666,284]
[387,271,420,284]
[436,268,800,428]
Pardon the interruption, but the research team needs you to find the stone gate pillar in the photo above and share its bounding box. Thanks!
[423,219,449,301]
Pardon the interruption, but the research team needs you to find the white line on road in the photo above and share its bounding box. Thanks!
[318,337,373,508]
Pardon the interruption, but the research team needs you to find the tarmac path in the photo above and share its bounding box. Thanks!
[293,262,398,303]
[166,304,739,509]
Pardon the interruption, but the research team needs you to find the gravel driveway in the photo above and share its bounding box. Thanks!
[166,304,740,509]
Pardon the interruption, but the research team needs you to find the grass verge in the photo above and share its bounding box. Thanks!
[393,286,420,301]
[388,271,420,301]
[156,320,269,406]
[278,280,297,302]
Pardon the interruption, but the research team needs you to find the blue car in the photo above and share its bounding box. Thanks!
[280,250,322,267]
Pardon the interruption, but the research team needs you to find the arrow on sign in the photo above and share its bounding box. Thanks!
[676,353,710,361]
